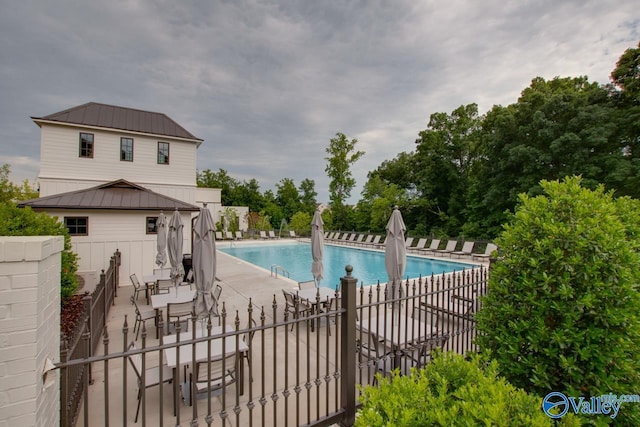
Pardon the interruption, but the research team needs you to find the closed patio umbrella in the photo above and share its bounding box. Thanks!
[193,206,216,317]
[155,211,167,268]
[311,210,324,288]
[168,209,185,287]
[385,206,406,306]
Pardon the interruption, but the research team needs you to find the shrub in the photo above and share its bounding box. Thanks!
[356,352,578,426]
[0,203,79,300]
[476,176,640,425]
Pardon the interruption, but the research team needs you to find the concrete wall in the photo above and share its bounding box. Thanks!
[0,236,63,427]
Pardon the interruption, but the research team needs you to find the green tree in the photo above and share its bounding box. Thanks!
[325,132,364,229]
[275,178,301,221]
[197,168,240,206]
[610,41,640,106]
[298,178,317,215]
[0,164,38,203]
[476,177,640,425]
[289,211,312,236]
[234,178,265,212]
[414,104,482,236]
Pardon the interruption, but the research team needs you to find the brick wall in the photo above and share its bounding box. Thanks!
[0,236,63,427]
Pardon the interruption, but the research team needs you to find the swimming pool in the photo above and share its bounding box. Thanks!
[219,242,476,289]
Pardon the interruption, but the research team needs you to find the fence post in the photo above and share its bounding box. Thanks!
[339,265,357,427]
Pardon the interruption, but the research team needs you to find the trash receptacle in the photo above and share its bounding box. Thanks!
[182,254,193,282]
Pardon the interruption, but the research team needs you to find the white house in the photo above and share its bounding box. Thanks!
[20,102,236,284]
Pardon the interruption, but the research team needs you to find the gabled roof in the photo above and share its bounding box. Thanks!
[32,102,203,143]
[18,179,200,212]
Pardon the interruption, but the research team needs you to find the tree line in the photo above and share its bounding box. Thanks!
[204,43,640,239]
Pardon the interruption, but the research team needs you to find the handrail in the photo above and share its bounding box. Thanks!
[270,264,290,278]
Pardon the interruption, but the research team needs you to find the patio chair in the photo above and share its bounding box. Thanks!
[404,237,414,250]
[127,342,173,423]
[235,230,243,240]
[268,230,276,239]
[358,235,374,247]
[241,318,257,382]
[282,289,312,331]
[131,296,157,340]
[225,231,234,240]
[472,243,497,261]
[409,238,427,253]
[192,353,237,400]
[130,273,145,303]
[298,280,316,290]
[451,241,475,258]
[289,230,297,238]
[215,231,223,240]
[433,240,457,257]
[166,300,195,334]
[259,230,268,239]
[418,239,441,255]
[156,278,173,294]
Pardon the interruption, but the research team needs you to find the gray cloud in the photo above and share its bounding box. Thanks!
[0,0,638,202]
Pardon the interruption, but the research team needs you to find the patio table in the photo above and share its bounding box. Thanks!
[142,271,172,302]
[163,325,249,410]
[356,313,436,369]
[294,286,338,330]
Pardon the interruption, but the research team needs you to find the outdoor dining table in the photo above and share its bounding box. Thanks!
[356,313,436,369]
[150,287,196,338]
[142,272,172,302]
[295,286,339,330]
[163,325,249,411]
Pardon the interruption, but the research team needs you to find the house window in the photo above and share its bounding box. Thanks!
[158,142,170,164]
[79,133,94,158]
[120,137,134,161]
[64,217,88,236]
[146,217,158,234]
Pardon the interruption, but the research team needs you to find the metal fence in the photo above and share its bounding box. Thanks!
[58,264,486,427]
[60,250,120,427]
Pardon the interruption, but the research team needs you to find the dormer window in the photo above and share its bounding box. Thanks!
[79,133,94,158]
[158,142,169,164]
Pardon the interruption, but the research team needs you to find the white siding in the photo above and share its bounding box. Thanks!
[38,124,197,195]
[45,210,193,284]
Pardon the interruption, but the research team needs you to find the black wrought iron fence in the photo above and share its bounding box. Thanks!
[59,250,120,427]
[58,264,486,427]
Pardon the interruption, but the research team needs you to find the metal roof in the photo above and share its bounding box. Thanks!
[32,102,203,142]
[18,179,200,212]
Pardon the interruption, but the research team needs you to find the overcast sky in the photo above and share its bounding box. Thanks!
[0,1,638,203]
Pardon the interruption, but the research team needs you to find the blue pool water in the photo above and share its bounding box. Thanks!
[219,242,476,290]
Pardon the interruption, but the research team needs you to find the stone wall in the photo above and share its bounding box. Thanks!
[0,236,63,427]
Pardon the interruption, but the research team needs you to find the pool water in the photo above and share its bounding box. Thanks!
[219,242,476,290]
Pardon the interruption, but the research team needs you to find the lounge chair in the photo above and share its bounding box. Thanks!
[358,235,374,247]
[433,240,457,257]
[472,243,498,261]
[351,234,365,245]
[451,241,475,258]
[225,231,234,240]
[235,231,243,240]
[215,231,223,240]
[409,238,427,253]
[404,237,414,250]
[268,230,277,239]
[418,239,441,255]
[289,230,298,238]
[259,231,268,239]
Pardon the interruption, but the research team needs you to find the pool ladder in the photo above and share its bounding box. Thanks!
[271,264,290,279]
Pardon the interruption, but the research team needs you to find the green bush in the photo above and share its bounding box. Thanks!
[0,203,79,300]
[356,352,578,426]
[476,176,640,425]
